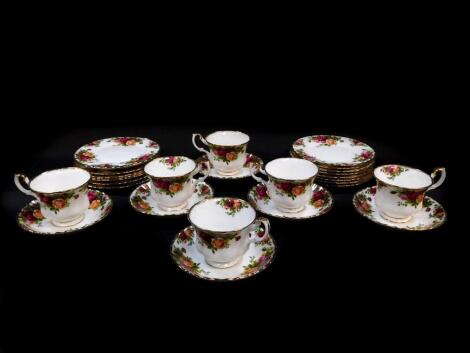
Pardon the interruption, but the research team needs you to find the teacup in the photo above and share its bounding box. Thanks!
[188,197,270,268]
[192,131,250,175]
[14,167,91,227]
[374,164,446,222]
[251,158,318,213]
[144,156,210,211]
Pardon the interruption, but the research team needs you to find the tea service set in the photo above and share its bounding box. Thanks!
[14,131,447,280]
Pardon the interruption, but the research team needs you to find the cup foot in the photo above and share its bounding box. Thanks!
[205,256,242,269]
[276,205,306,213]
[51,214,85,227]
[157,201,188,212]
[379,211,412,223]
[215,169,240,176]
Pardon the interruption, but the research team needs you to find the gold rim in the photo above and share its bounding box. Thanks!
[205,131,250,148]
[145,157,197,180]
[290,149,375,170]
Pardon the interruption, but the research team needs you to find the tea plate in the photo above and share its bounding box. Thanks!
[74,137,160,170]
[130,180,214,216]
[248,183,333,219]
[17,190,113,235]
[353,186,447,231]
[292,135,375,166]
[171,226,276,281]
[196,154,263,179]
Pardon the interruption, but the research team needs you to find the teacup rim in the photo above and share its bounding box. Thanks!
[144,156,197,179]
[374,164,432,190]
[205,130,250,147]
[188,197,256,234]
[29,167,91,194]
[265,157,318,182]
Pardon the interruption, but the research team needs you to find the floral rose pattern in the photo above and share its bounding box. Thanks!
[196,183,211,197]
[37,186,85,213]
[171,247,207,275]
[380,165,408,180]
[76,149,96,162]
[293,138,305,147]
[351,139,367,146]
[242,246,274,277]
[177,227,194,246]
[216,198,249,216]
[88,190,107,210]
[112,137,144,146]
[252,184,270,204]
[353,186,376,215]
[391,189,425,208]
[210,145,245,164]
[131,195,152,213]
[159,156,186,170]
[18,203,44,225]
[310,189,331,209]
[86,140,101,147]
[196,229,241,253]
[293,149,316,163]
[353,149,374,162]
[274,180,310,200]
[309,135,343,146]
[152,176,188,197]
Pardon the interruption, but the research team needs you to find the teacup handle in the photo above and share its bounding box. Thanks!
[195,160,211,182]
[249,217,270,243]
[14,174,37,198]
[427,167,446,191]
[250,166,268,184]
[192,133,210,156]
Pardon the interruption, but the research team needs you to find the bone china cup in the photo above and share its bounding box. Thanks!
[192,131,249,175]
[188,197,270,268]
[374,164,446,223]
[14,167,91,227]
[144,156,210,211]
[251,158,318,213]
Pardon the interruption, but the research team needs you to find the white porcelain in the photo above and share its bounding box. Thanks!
[144,156,210,211]
[171,226,275,281]
[74,137,160,169]
[248,183,333,219]
[17,189,112,235]
[129,180,214,216]
[353,186,446,231]
[292,135,375,166]
[14,167,91,227]
[373,165,446,223]
[251,158,318,213]
[188,197,269,269]
[196,153,263,179]
[192,131,249,176]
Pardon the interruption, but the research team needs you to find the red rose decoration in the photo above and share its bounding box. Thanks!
[256,185,268,198]
[312,190,325,201]
[154,180,170,189]
[88,191,97,203]
[370,186,377,195]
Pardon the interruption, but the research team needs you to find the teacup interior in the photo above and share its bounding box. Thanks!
[206,131,249,146]
[266,158,318,180]
[375,165,432,189]
[145,157,195,177]
[189,198,256,232]
[30,168,90,193]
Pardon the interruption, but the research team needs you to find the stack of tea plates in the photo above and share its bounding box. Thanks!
[291,135,375,187]
[74,137,160,189]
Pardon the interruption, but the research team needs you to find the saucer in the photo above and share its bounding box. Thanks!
[353,186,447,231]
[171,226,276,281]
[129,180,214,216]
[248,183,333,219]
[196,154,263,179]
[74,137,160,170]
[17,190,113,235]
